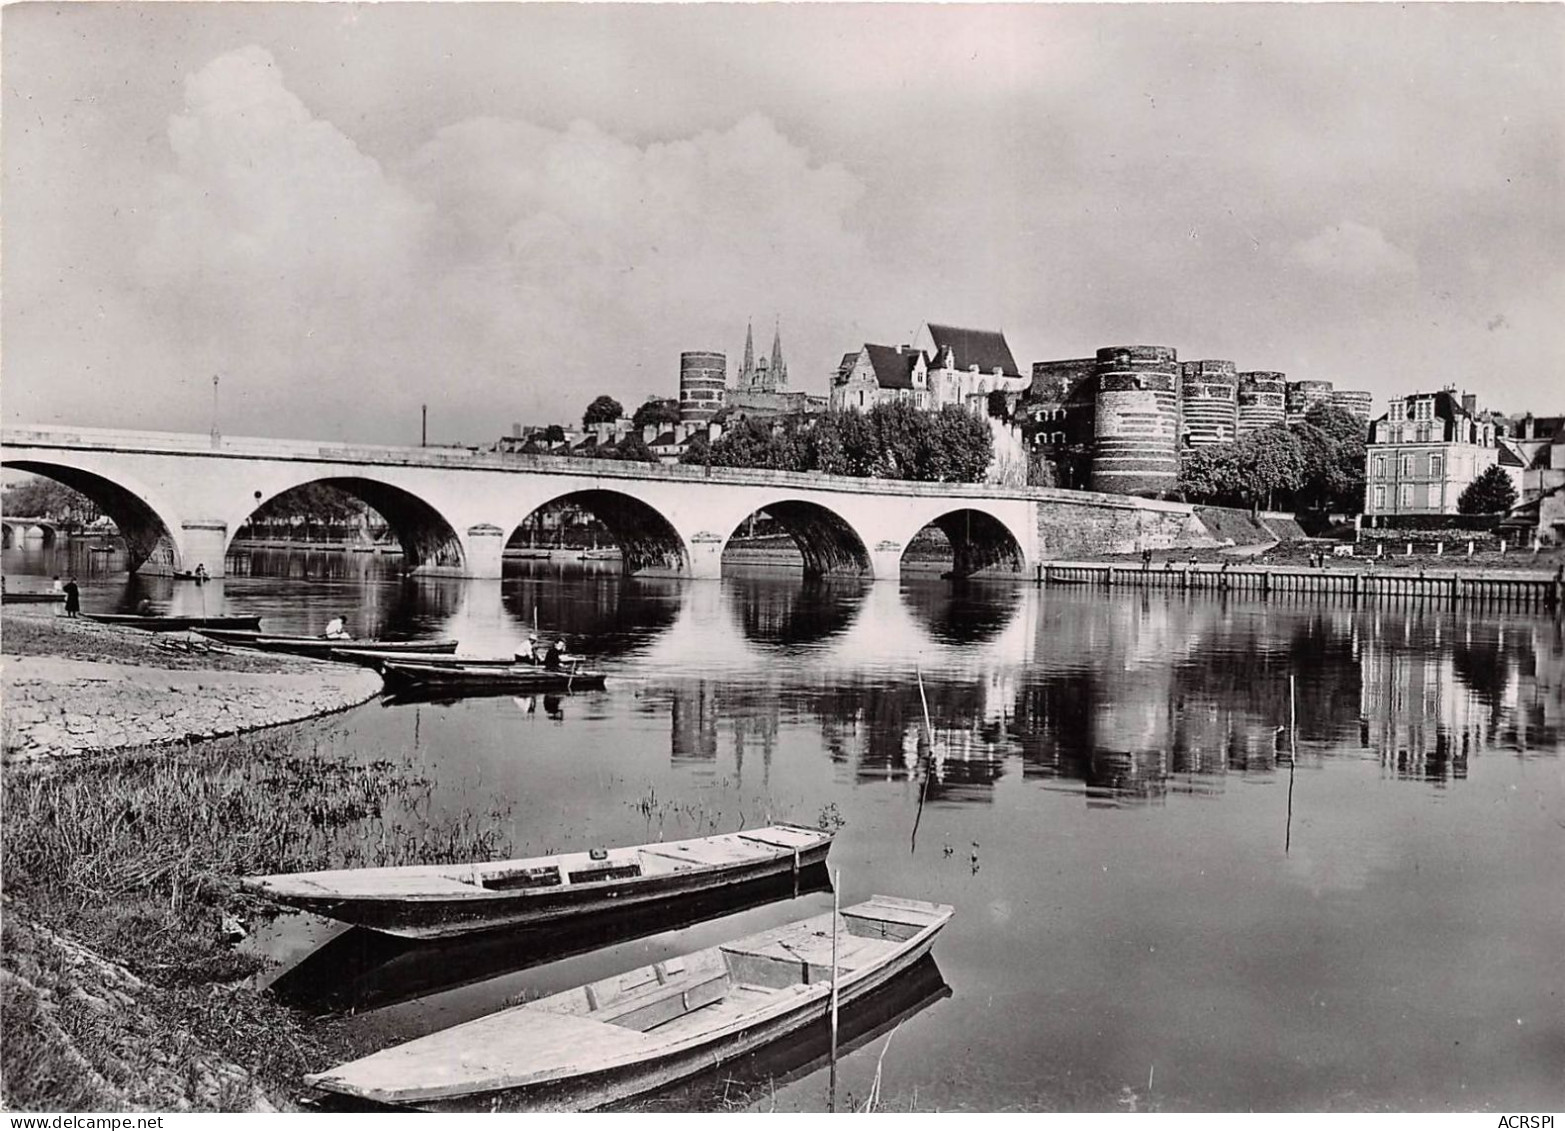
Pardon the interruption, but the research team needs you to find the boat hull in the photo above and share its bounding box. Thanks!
[87,614,262,631]
[2,592,66,604]
[244,825,833,940]
[199,630,458,657]
[305,896,953,1113]
[379,661,607,695]
[430,923,939,1112]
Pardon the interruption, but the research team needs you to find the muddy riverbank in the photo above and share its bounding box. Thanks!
[2,610,381,763]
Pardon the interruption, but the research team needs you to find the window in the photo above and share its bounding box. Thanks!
[1399,484,1413,509]
[1373,485,1386,510]
[1402,455,1414,477]
[1429,455,1443,478]
[1374,456,1386,478]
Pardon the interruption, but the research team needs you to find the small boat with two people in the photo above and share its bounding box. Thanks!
[378,658,607,695]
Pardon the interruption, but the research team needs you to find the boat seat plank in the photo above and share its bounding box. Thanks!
[735,826,829,850]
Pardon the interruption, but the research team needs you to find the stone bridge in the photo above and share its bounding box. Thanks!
[1,425,1223,579]
[1,516,62,547]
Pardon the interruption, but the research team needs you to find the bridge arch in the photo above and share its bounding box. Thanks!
[906,507,1028,578]
[1,460,181,573]
[722,499,873,578]
[236,477,465,572]
[508,490,688,575]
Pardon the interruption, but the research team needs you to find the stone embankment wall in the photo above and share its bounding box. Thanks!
[1,613,381,762]
[1034,492,1285,558]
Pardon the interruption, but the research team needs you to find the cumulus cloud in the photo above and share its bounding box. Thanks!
[1289,221,1418,280]
[127,47,883,439]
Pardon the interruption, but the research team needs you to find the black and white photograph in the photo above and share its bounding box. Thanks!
[2,0,1561,1117]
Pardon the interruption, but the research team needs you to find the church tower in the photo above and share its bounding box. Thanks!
[767,322,788,392]
[739,321,757,388]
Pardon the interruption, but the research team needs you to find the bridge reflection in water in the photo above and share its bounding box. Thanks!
[7,548,1562,1110]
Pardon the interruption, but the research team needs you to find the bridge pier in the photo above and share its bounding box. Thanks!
[178,520,229,578]
[459,525,507,580]
[686,534,725,581]
[868,545,903,580]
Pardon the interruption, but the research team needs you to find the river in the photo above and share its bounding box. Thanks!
[5,541,1563,1112]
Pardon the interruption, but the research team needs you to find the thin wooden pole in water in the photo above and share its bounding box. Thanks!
[1286,674,1297,854]
[911,667,935,852]
[829,868,841,1112]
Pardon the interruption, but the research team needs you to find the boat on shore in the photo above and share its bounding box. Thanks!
[303,894,953,1112]
[2,591,66,605]
[242,824,835,940]
[379,659,606,694]
[333,649,523,670]
[198,629,458,657]
[86,613,263,631]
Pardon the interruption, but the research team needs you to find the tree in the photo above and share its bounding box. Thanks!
[631,399,681,431]
[583,395,624,428]
[1291,404,1368,513]
[1458,464,1517,514]
[1233,427,1305,510]
[543,424,566,443]
[251,483,371,524]
[607,433,659,463]
[2,477,99,527]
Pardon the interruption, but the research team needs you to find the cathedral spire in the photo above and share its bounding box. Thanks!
[741,321,756,388]
[769,319,787,391]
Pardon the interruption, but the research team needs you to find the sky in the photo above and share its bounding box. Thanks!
[3,2,1562,446]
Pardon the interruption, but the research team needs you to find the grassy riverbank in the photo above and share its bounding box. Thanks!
[1,729,518,1111]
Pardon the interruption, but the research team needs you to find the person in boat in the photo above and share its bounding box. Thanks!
[63,576,80,618]
[136,598,154,616]
[542,640,566,670]
[516,634,540,665]
[323,616,351,640]
[194,563,209,584]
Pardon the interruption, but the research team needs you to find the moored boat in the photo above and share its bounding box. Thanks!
[86,613,263,631]
[198,629,458,657]
[303,894,953,1112]
[379,659,606,693]
[332,649,522,670]
[242,824,835,940]
[2,591,66,605]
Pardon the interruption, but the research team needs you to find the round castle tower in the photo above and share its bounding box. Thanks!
[679,352,727,424]
[1179,359,1238,447]
[1286,379,1334,424]
[1091,345,1181,497]
[1236,372,1287,436]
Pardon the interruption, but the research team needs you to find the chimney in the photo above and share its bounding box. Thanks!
[1461,393,1477,417]
[511,422,522,439]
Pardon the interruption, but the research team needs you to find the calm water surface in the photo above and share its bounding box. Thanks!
[7,543,1563,1112]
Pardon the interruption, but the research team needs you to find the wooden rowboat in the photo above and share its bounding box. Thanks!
[198,629,458,657]
[1,591,66,605]
[332,649,522,670]
[86,613,263,631]
[242,824,834,940]
[379,659,607,694]
[304,894,953,1112]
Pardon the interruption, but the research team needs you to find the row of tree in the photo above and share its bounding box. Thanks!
[680,404,995,483]
[1176,404,1368,512]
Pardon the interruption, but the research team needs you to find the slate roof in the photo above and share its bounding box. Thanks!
[863,344,921,390]
[924,323,1021,377]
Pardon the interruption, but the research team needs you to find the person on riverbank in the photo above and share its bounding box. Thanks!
[51,575,63,615]
[63,576,80,618]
